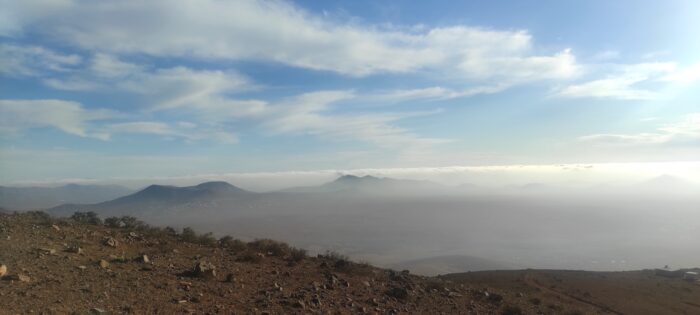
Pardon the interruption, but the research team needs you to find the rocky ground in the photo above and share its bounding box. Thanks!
[445,268,700,315]
[0,212,541,315]
[6,211,691,315]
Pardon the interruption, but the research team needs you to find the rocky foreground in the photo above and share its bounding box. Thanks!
[0,212,547,315]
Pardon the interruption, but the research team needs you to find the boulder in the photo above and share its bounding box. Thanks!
[193,261,216,279]
[102,237,118,247]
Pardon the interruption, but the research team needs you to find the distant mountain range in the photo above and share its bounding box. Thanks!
[48,181,257,218]
[0,184,133,211]
[282,174,444,194]
[47,175,447,218]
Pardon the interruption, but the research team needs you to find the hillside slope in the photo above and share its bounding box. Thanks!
[0,212,527,314]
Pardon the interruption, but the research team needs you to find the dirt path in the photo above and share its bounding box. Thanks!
[523,273,624,315]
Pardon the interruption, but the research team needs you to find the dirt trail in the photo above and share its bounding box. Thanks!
[523,273,624,315]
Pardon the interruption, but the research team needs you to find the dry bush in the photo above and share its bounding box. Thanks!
[26,211,54,225]
[248,238,290,256]
[289,247,307,262]
[180,227,198,243]
[71,211,102,225]
[197,232,217,246]
[104,217,122,228]
[237,251,263,263]
[219,235,247,252]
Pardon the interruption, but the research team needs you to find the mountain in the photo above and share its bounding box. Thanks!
[390,255,517,276]
[0,184,133,211]
[283,175,444,194]
[47,181,254,218]
[113,181,246,204]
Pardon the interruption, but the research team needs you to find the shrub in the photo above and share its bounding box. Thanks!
[119,216,145,229]
[164,226,178,235]
[26,211,54,225]
[237,251,263,263]
[248,239,290,256]
[181,227,198,242]
[71,211,102,225]
[219,235,247,251]
[289,247,307,262]
[104,217,122,228]
[321,250,349,262]
[197,232,217,246]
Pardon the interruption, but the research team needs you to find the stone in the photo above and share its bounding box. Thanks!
[293,300,305,309]
[76,265,87,270]
[38,248,56,255]
[99,259,110,269]
[89,308,106,314]
[102,237,118,247]
[137,254,150,264]
[67,245,82,254]
[51,224,61,231]
[193,261,216,279]
[225,273,236,283]
[0,264,6,278]
[8,274,30,282]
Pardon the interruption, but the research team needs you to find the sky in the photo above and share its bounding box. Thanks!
[1,0,699,186]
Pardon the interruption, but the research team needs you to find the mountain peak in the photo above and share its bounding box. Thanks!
[334,174,382,182]
[195,181,238,191]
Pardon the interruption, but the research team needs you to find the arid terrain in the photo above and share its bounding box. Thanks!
[1,211,698,314]
[446,268,700,315]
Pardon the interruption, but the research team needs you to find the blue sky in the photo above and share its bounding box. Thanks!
[1,0,699,185]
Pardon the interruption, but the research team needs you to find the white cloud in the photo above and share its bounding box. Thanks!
[554,62,677,100]
[4,0,580,80]
[0,99,115,139]
[662,63,700,84]
[104,121,238,144]
[579,113,700,145]
[366,84,508,104]
[90,53,143,78]
[264,91,449,149]
[0,43,82,76]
